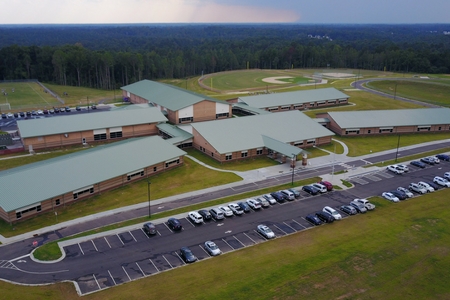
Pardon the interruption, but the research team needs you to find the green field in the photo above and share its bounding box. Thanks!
[0,81,60,111]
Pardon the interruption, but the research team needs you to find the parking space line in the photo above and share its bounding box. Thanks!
[116,234,124,245]
[244,232,256,244]
[294,219,307,229]
[199,244,210,256]
[233,235,246,247]
[122,266,132,281]
[255,230,267,240]
[108,270,117,285]
[175,252,185,264]
[149,259,159,272]
[141,228,150,238]
[163,223,173,233]
[91,240,98,252]
[93,274,101,290]
[283,222,296,232]
[185,217,196,227]
[129,231,137,242]
[162,255,173,268]
[104,237,112,248]
[78,243,85,255]
[222,238,234,250]
[136,262,146,277]
[274,224,287,234]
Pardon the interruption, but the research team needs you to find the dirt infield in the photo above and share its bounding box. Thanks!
[320,72,355,78]
[261,76,293,84]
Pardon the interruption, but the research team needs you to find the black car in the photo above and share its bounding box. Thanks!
[167,217,182,231]
[180,247,197,263]
[54,107,60,113]
[340,205,357,215]
[142,222,157,235]
[305,214,323,226]
[390,190,407,200]
[198,209,212,221]
[237,201,251,212]
[65,106,71,112]
[19,112,25,117]
[436,154,450,161]
[302,185,319,195]
[76,106,82,111]
[426,181,440,190]
[1,113,6,119]
[315,211,335,223]
[270,192,286,203]
[420,157,435,165]
[91,104,97,109]
[410,160,426,168]
[13,113,18,118]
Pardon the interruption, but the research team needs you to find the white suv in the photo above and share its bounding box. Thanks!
[417,181,435,192]
[387,165,403,174]
[433,176,450,187]
[188,211,204,224]
[323,206,342,220]
[355,198,376,210]
[409,183,427,194]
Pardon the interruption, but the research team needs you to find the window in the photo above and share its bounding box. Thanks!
[280,106,290,110]
[73,186,94,200]
[307,139,315,145]
[345,130,360,135]
[379,128,393,133]
[294,141,304,146]
[55,199,61,206]
[216,113,229,118]
[241,151,248,158]
[225,153,232,160]
[438,126,442,131]
[127,170,144,181]
[16,212,21,219]
[153,166,157,172]
[110,131,123,139]
[368,130,371,134]
[94,133,107,140]
[16,204,42,219]
[211,153,214,157]
[256,148,263,155]
[165,159,180,168]
[179,117,193,123]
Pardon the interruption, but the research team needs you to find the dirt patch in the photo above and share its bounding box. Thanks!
[321,72,355,78]
[262,76,293,84]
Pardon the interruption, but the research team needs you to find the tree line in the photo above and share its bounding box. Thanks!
[0,24,449,89]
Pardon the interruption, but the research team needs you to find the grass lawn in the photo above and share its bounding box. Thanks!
[335,132,450,157]
[0,81,60,110]
[0,157,241,237]
[5,189,450,299]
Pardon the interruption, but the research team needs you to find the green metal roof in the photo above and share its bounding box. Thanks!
[191,110,334,154]
[238,88,349,109]
[17,107,167,138]
[0,136,186,213]
[121,79,224,111]
[232,103,272,115]
[157,123,193,146]
[328,108,450,129]
[261,135,303,157]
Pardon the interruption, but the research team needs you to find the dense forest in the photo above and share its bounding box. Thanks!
[0,24,449,89]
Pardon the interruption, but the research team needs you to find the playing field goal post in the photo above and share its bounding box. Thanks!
[0,103,11,112]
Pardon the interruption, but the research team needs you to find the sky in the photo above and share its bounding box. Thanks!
[2,0,450,24]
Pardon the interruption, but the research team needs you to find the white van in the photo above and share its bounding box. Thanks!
[281,190,295,200]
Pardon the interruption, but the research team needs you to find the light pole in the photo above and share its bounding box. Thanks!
[147,179,151,218]
[395,135,401,162]
[393,82,398,100]
[291,154,296,186]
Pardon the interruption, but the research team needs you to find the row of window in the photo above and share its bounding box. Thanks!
[16,205,42,219]
[267,100,346,111]
[94,131,123,141]
[127,170,145,181]
[345,126,447,135]
[73,187,94,200]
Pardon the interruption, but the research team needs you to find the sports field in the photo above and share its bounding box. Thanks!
[0,81,61,111]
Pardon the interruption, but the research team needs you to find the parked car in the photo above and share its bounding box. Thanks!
[218,205,234,217]
[305,214,323,225]
[19,111,25,117]
[209,208,225,220]
[354,198,376,210]
[302,185,319,195]
[204,241,221,256]
[36,110,44,115]
[430,156,440,164]
[54,107,60,113]
[228,203,244,215]
[1,113,6,119]
[270,191,286,203]
[43,109,48,114]
[315,211,335,223]
[410,160,426,168]
[257,224,275,239]
[340,205,357,215]
[387,165,404,174]
[180,247,197,263]
[390,190,407,200]
[397,186,414,198]
[288,188,301,198]
[436,154,450,161]
[167,218,183,231]
[91,104,97,109]
[420,157,435,165]
[319,181,333,191]
[65,106,71,112]
[49,109,55,114]
[381,192,400,202]
[142,222,157,235]
[13,112,18,118]
[323,206,342,220]
[198,209,212,221]
[311,183,327,193]
[445,172,450,181]
[417,181,435,192]
[434,176,450,187]
[349,200,368,213]
[409,182,427,194]
[237,201,251,212]
[188,211,204,224]
[76,106,82,111]
[6,112,14,118]
[263,194,277,205]
[396,164,409,172]
[256,197,270,207]
[246,198,262,210]
[425,181,440,190]
[281,189,295,200]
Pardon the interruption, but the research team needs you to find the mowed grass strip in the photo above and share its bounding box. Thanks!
[4,190,450,299]
[0,82,60,109]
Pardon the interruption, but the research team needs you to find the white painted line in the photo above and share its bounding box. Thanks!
[129,231,137,242]
[175,252,185,264]
[163,223,173,233]
[8,254,30,262]
[136,262,146,277]
[156,230,161,236]
[78,243,85,255]
[122,266,132,281]
[255,230,267,240]
[293,219,307,229]
[92,274,101,290]
[141,228,150,239]
[283,222,296,232]
[108,270,117,285]
[222,238,234,250]
[233,235,246,247]
[274,224,287,235]
[91,240,98,252]
[149,259,159,272]
[116,234,124,245]
[199,244,210,256]
[162,255,174,268]
[186,217,196,227]
[104,237,112,248]
[244,232,257,244]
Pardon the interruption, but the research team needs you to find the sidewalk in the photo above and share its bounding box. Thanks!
[1,138,449,246]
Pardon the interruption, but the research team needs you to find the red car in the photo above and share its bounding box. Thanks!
[319,181,333,191]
